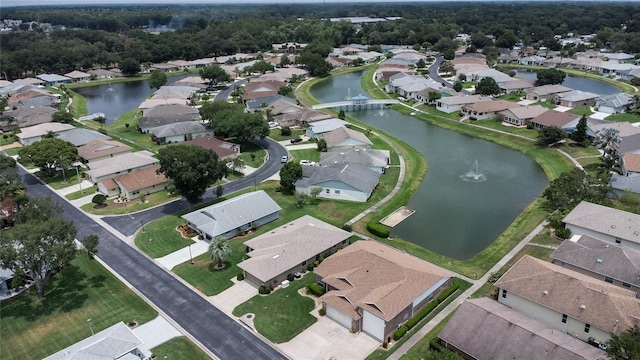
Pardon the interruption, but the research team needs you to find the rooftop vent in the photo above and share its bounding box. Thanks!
[272,254,279,259]
[543,290,549,295]
[611,225,616,229]
[580,304,586,310]
[596,258,603,263]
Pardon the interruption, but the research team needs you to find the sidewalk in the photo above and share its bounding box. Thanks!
[387,220,548,360]
[156,239,209,270]
[57,180,95,196]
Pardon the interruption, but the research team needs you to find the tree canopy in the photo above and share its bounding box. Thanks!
[570,115,589,146]
[199,101,269,143]
[18,138,78,178]
[474,77,501,96]
[279,161,303,195]
[536,126,567,146]
[0,196,77,299]
[535,68,566,86]
[208,236,231,268]
[0,156,23,199]
[119,58,141,76]
[148,70,168,89]
[156,144,227,205]
[542,168,611,211]
[606,325,640,360]
[199,65,230,85]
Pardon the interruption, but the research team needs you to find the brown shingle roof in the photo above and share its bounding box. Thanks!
[495,255,640,334]
[316,240,451,322]
[182,136,240,159]
[78,139,132,161]
[530,110,580,128]
[113,165,167,192]
[462,100,520,114]
[624,152,640,172]
[320,126,372,148]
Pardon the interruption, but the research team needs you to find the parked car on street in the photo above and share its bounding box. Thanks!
[290,137,303,143]
[299,160,315,166]
[281,155,289,163]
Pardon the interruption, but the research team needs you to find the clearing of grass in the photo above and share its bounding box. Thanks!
[150,336,211,360]
[81,190,181,215]
[0,254,157,360]
[65,185,99,200]
[232,273,316,344]
[172,237,246,296]
[289,148,321,163]
[134,216,195,258]
[269,128,306,141]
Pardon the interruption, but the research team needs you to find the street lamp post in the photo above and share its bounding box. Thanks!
[74,163,83,194]
[188,244,193,265]
[87,318,94,335]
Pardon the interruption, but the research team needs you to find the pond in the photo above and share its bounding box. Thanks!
[73,74,190,125]
[515,70,620,96]
[311,71,548,260]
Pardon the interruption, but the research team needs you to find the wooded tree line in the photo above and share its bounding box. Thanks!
[1,3,639,79]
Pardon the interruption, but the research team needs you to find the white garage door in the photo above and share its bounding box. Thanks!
[326,304,352,330]
[362,310,385,341]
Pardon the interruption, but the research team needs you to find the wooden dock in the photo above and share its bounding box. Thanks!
[380,206,415,227]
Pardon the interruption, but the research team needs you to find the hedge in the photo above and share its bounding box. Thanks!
[393,325,408,341]
[307,283,324,296]
[405,300,439,330]
[436,282,459,303]
[258,285,271,295]
[367,221,390,238]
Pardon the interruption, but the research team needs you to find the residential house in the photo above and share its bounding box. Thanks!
[138,104,200,133]
[238,215,351,288]
[435,95,491,114]
[596,93,633,114]
[499,105,548,126]
[245,94,298,113]
[319,148,390,174]
[242,80,286,102]
[86,151,159,183]
[139,97,187,110]
[110,165,168,200]
[518,55,547,66]
[621,151,640,176]
[147,63,179,72]
[467,69,514,84]
[611,174,640,195]
[0,106,57,132]
[529,110,580,130]
[602,52,635,63]
[153,85,198,98]
[461,100,520,120]
[78,139,132,164]
[295,163,380,202]
[495,255,640,344]
[305,119,349,139]
[498,79,535,94]
[15,122,75,145]
[562,201,640,251]
[36,74,71,86]
[43,322,149,360]
[551,234,640,294]
[384,73,442,100]
[525,85,572,102]
[182,136,240,160]
[273,108,333,128]
[316,240,452,342]
[182,190,281,240]
[320,126,372,152]
[64,70,91,82]
[167,60,196,71]
[554,90,600,108]
[148,121,213,144]
[13,77,44,86]
[87,69,119,79]
[439,297,605,360]
[272,42,307,54]
[590,122,640,139]
[415,87,458,105]
[56,128,111,147]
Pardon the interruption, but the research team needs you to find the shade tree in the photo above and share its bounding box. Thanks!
[18,138,78,178]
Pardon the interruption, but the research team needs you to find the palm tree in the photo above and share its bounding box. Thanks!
[593,128,621,158]
[208,235,231,269]
[627,94,640,113]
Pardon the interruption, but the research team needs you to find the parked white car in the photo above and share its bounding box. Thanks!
[299,160,315,166]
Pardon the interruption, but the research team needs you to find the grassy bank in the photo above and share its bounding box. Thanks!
[0,254,157,360]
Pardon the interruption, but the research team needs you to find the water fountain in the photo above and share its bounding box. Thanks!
[106,81,116,92]
[376,103,386,116]
[460,160,487,182]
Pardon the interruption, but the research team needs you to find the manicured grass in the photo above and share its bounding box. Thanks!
[289,148,320,162]
[269,128,305,141]
[473,119,537,139]
[172,237,246,296]
[135,216,195,258]
[0,254,157,360]
[34,169,86,190]
[496,244,555,276]
[568,105,594,117]
[397,312,458,360]
[533,101,557,109]
[150,336,211,360]
[469,281,498,299]
[232,273,317,344]
[106,109,159,152]
[498,92,525,102]
[3,147,21,157]
[530,227,563,247]
[236,142,267,168]
[65,185,99,200]
[68,89,88,118]
[606,112,640,123]
[81,191,181,215]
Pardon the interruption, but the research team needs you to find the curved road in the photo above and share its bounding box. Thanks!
[102,136,287,236]
[428,55,472,95]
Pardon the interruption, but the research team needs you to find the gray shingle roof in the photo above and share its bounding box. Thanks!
[86,151,158,180]
[57,128,110,147]
[43,322,143,360]
[319,148,390,168]
[551,235,640,288]
[181,190,281,239]
[320,126,372,148]
[238,215,350,282]
[295,163,380,194]
[439,298,606,360]
[563,201,640,245]
[149,121,209,138]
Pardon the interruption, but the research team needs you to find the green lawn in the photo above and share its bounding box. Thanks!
[34,168,86,190]
[269,128,306,141]
[65,185,99,200]
[606,112,640,123]
[232,273,317,344]
[289,148,321,162]
[236,141,267,168]
[135,216,195,258]
[531,227,563,247]
[568,105,594,117]
[81,190,181,215]
[150,336,211,360]
[0,254,157,360]
[532,101,557,109]
[173,237,246,296]
[473,119,537,139]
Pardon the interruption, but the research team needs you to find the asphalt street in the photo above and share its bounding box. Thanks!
[20,165,288,360]
[428,55,472,95]
[102,136,288,237]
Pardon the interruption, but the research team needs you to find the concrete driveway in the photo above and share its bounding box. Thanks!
[210,279,258,314]
[278,316,380,360]
[133,316,183,357]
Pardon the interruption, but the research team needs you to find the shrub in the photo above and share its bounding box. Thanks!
[341,223,352,232]
[258,285,271,295]
[307,283,324,296]
[367,221,390,238]
[287,273,295,282]
[555,227,572,239]
[436,282,459,303]
[382,341,388,349]
[307,264,314,272]
[319,308,326,316]
[92,194,107,207]
[393,325,408,341]
[237,273,244,281]
[98,128,108,135]
[406,300,438,330]
[526,123,534,129]
[280,126,292,136]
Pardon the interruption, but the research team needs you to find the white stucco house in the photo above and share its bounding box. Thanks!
[295,163,380,202]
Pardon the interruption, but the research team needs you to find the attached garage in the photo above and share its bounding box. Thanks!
[326,303,352,330]
[362,310,385,341]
